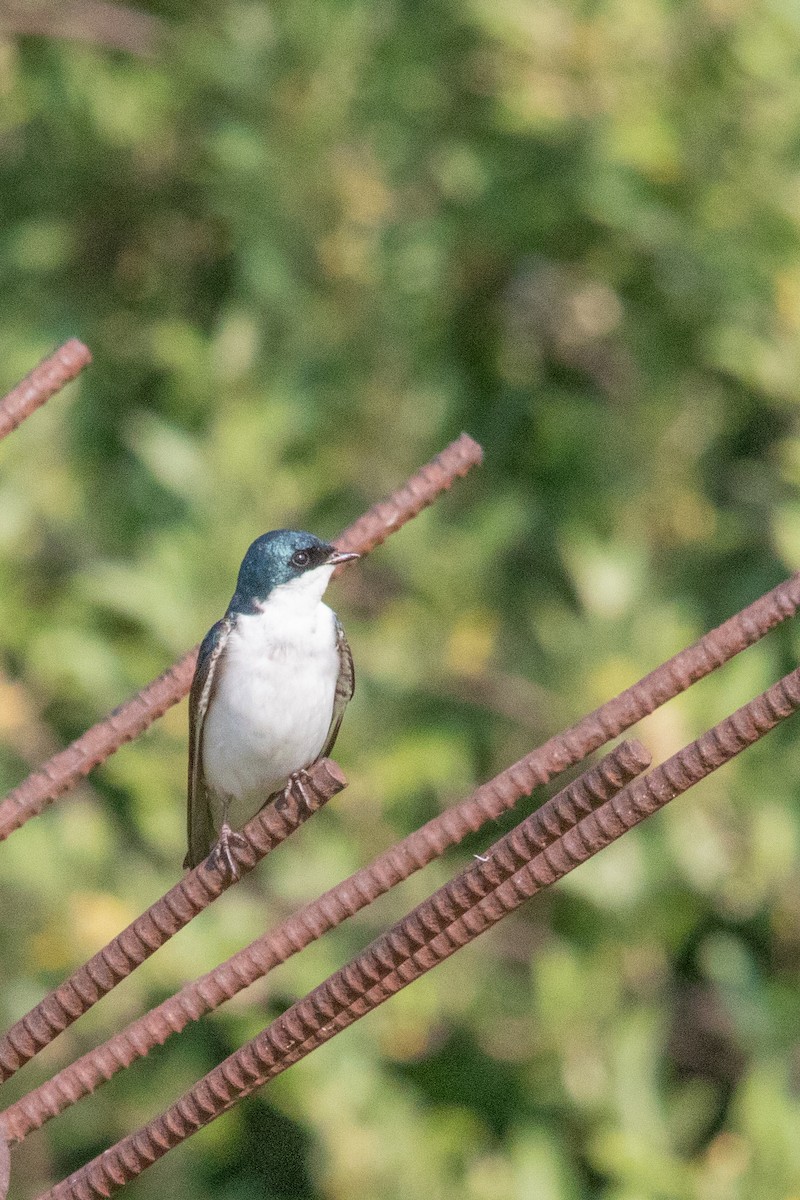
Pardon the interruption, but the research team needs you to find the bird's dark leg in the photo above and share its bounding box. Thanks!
[211,798,248,881]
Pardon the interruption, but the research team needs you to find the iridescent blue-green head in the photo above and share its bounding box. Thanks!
[229,529,359,614]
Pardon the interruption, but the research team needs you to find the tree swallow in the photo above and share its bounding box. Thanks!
[185,529,359,874]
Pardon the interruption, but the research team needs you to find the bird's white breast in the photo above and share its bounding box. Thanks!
[201,590,340,828]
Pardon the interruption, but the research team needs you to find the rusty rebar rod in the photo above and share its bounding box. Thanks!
[0,433,483,842]
[5,572,800,1136]
[0,740,650,1141]
[0,340,92,442]
[0,761,346,1085]
[24,742,646,1197]
[35,664,800,1200]
[0,1133,8,1200]
[0,2,164,58]
[3,502,793,852]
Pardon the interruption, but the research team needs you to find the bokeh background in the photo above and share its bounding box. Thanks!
[2,1,800,1197]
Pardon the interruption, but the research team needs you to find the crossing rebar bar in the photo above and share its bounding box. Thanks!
[0,1132,8,1200]
[35,663,800,1200]
[0,760,345,1084]
[0,340,91,442]
[4,573,800,1136]
[1,741,650,1140]
[0,433,483,842]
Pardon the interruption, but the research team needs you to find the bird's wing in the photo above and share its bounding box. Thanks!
[320,616,355,761]
[184,615,234,869]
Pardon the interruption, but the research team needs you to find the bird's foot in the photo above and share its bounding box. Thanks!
[210,822,249,881]
[286,767,316,811]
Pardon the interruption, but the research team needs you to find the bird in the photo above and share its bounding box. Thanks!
[185,529,359,874]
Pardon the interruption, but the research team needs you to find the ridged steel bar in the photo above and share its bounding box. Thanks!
[0,5,163,58]
[24,741,645,1197]
[0,741,650,1141]
[6,572,800,1136]
[0,433,483,841]
[0,1132,8,1200]
[34,666,800,1200]
[330,434,482,560]
[0,760,345,1085]
[0,340,92,441]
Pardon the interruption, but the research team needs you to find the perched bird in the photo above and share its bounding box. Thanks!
[185,529,359,873]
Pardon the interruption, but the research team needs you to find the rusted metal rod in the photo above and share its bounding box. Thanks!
[0,761,346,1085]
[25,742,646,1198]
[1,741,650,1140]
[0,340,92,442]
[0,433,483,842]
[0,3,164,58]
[35,663,800,1200]
[0,1132,8,1200]
[0,652,199,842]
[5,572,800,1135]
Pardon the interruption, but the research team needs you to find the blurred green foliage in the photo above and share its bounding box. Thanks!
[3,0,800,1196]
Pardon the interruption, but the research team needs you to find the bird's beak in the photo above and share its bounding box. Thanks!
[327,549,361,566]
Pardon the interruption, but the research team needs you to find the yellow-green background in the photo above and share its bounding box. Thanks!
[2,2,800,1197]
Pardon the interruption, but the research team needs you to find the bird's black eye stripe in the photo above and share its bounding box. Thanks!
[291,543,332,570]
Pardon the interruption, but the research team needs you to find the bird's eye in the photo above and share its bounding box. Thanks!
[291,549,311,568]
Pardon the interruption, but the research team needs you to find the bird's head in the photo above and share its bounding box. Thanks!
[230,530,359,613]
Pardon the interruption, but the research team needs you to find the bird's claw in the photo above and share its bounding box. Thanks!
[211,822,249,881]
[287,767,316,811]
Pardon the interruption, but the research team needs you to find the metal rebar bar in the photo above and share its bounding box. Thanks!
[0,761,345,1085]
[24,742,645,1198]
[0,3,164,58]
[0,1132,8,1200]
[35,663,800,1200]
[0,652,199,842]
[5,572,800,1135]
[0,340,92,442]
[0,434,483,842]
[1,740,650,1141]
[330,434,482,561]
